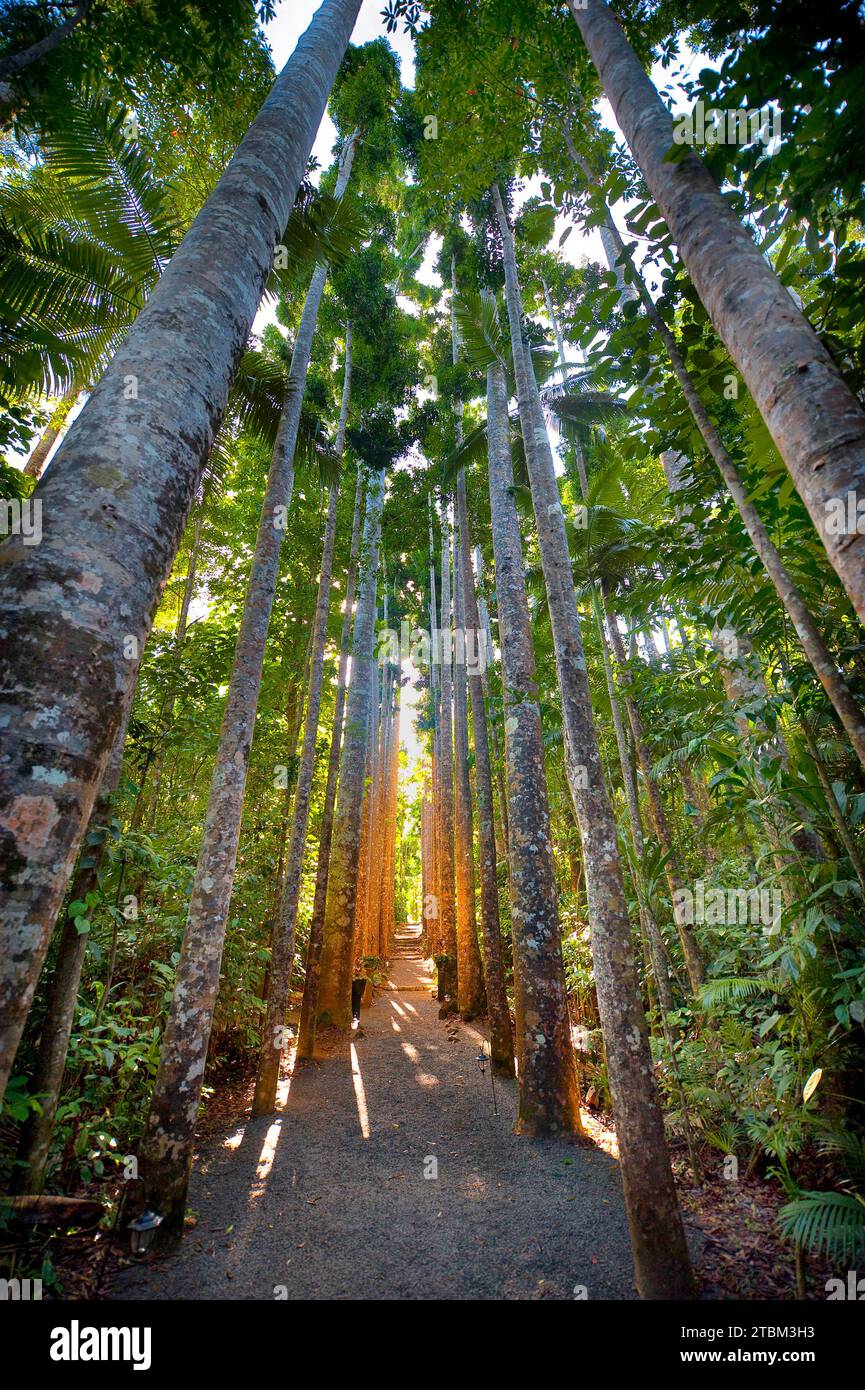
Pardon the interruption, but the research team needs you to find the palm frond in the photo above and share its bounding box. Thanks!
[0,85,176,394]
[439,417,490,487]
[547,390,628,431]
[227,349,286,446]
[37,86,179,274]
[778,1191,865,1263]
[816,1128,865,1182]
[453,288,504,372]
[267,189,368,299]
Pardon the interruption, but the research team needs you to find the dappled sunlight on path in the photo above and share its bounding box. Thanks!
[112,927,637,1301]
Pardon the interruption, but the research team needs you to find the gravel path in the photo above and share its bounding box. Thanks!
[111,930,638,1300]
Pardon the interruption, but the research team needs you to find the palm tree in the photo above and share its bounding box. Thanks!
[565,0,865,630]
[316,466,385,1031]
[561,138,865,778]
[435,493,458,1004]
[138,132,359,1233]
[0,86,178,404]
[295,472,365,1060]
[451,502,486,1019]
[253,324,353,1114]
[460,280,581,1137]
[455,468,514,1074]
[492,182,695,1296]
[0,0,363,1106]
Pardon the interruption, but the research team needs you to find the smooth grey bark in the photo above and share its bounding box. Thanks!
[538,158,705,993]
[253,486,339,1113]
[0,0,363,1105]
[354,668,377,956]
[143,503,206,832]
[436,495,458,1001]
[23,382,81,478]
[12,706,131,1192]
[473,543,509,859]
[457,476,514,1075]
[378,666,400,956]
[452,507,486,1019]
[297,463,364,1060]
[542,279,568,377]
[494,182,694,1295]
[449,258,483,1016]
[366,655,391,957]
[566,0,865,630]
[578,157,865,775]
[253,325,353,1107]
[591,589,674,1011]
[316,469,384,1031]
[485,357,582,1138]
[272,620,314,909]
[175,506,204,646]
[363,574,390,958]
[426,499,441,957]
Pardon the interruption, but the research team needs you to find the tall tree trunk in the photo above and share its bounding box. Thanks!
[659,449,823,875]
[0,1,92,84]
[12,707,131,1192]
[354,691,376,955]
[575,151,865,774]
[485,357,582,1138]
[252,325,353,1110]
[23,382,81,478]
[253,483,340,1113]
[0,0,363,1104]
[565,0,865,628]
[420,792,432,946]
[544,279,676,1010]
[143,503,207,836]
[175,505,204,645]
[457,480,514,1073]
[493,184,694,1294]
[316,469,385,1031]
[364,578,389,957]
[297,464,365,1059]
[379,670,401,957]
[452,505,486,1019]
[542,279,568,376]
[271,622,314,912]
[449,257,484,1017]
[426,498,442,956]
[473,543,509,859]
[436,497,458,1003]
[366,659,391,956]
[138,128,359,1236]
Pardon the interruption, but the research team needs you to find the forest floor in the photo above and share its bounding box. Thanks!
[26,925,812,1301]
[108,926,643,1300]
